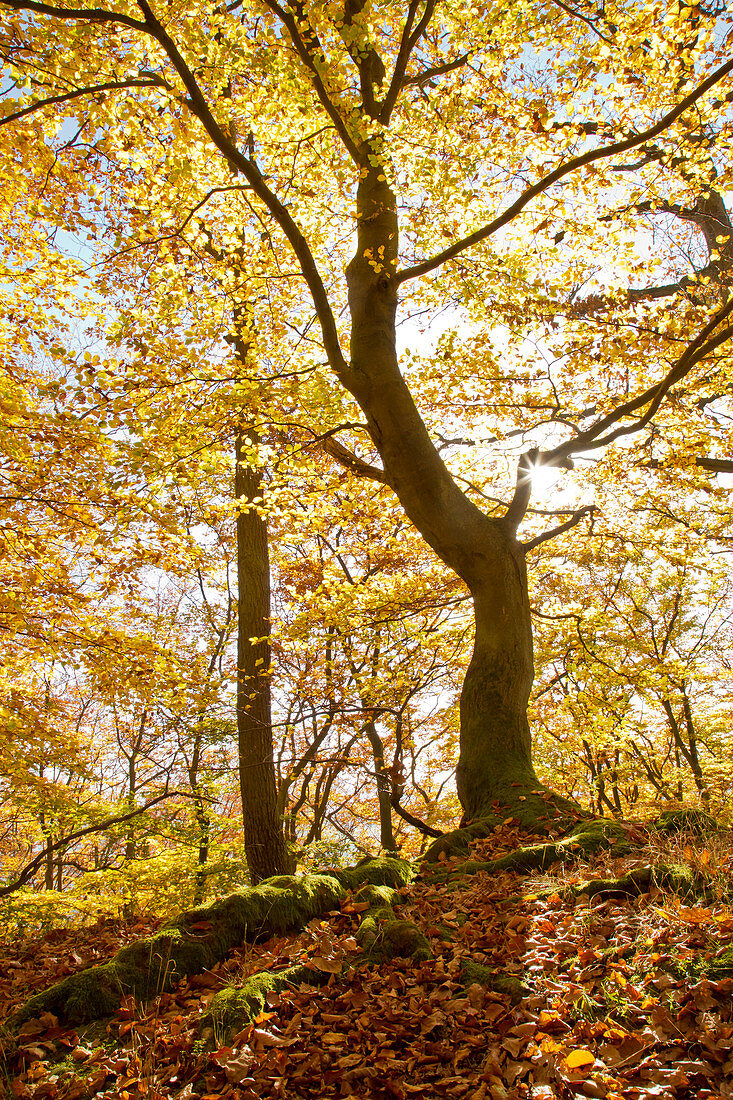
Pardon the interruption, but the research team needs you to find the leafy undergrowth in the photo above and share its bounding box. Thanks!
[2,821,733,1100]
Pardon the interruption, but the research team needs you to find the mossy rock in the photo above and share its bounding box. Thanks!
[12,857,412,1030]
[376,920,432,963]
[461,959,527,1005]
[653,808,719,835]
[353,883,399,910]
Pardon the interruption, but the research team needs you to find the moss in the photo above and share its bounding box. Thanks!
[707,945,733,980]
[362,917,432,963]
[460,960,527,1005]
[379,920,432,962]
[489,788,588,835]
[332,856,414,891]
[422,819,500,863]
[570,863,699,900]
[654,807,719,835]
[353,883,398,910]
[204,963,333,1040]
[561,822,629,853]
[352,881,431,964]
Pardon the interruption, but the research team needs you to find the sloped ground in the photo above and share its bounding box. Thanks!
[2,819,733,1100]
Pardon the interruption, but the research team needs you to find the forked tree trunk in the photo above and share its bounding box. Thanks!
[235,430,291,881]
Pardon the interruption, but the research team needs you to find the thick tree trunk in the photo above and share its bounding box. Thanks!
[235,430,291,882]
[457,529,539,819]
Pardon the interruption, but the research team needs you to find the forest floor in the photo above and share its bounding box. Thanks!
[2,820,733,1100]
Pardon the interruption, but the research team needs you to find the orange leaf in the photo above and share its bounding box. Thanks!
[565,1049,595,1069]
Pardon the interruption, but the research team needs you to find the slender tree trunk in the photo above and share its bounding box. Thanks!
[364,720,397,852]
[188,727,211,905]
[681,687,709,805]
[235,429,291,882]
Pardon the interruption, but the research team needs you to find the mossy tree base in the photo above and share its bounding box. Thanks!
[423,792,588,863]
[11,857,413,1031]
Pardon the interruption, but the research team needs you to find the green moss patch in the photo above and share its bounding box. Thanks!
[331,856,414,891]
[461,959,527,1004]
[569,862,699,900]
[706,945,733,980]
[423,819,501,863]
[203,963,331,1039]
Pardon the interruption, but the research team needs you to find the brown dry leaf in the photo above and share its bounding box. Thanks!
[309,955,342,973]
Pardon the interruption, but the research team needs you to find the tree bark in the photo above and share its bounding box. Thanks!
[235,429,291,881]
[364,720,397,852]
[456,529,539,818]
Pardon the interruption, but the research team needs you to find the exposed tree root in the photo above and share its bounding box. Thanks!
[423,791,589,864]
[353,882,432,964]
[202,880,431,1041]
[201,963,333,1042]
[565,862,700,900]
[10,857,413,1031]
[425,819,630,882]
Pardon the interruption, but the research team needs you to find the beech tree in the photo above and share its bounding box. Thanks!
[2,0,732,825]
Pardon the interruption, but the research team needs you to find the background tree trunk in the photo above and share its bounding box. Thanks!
[235,429,291,881]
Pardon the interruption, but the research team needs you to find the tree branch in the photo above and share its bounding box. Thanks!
[504,448,538,529]
[380,0,435,123]
[542,297,733,465]
[0,791,187,897]
[523,505,595,551]
[389,789,443,838]
[403,52,471,87]
[545,0,615,43]
[0,0,146,30]
[258,0,361,159]
[695,455,733,473]
[396,55,733,284]
[0,77,169,125]
[320,433,389,483]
